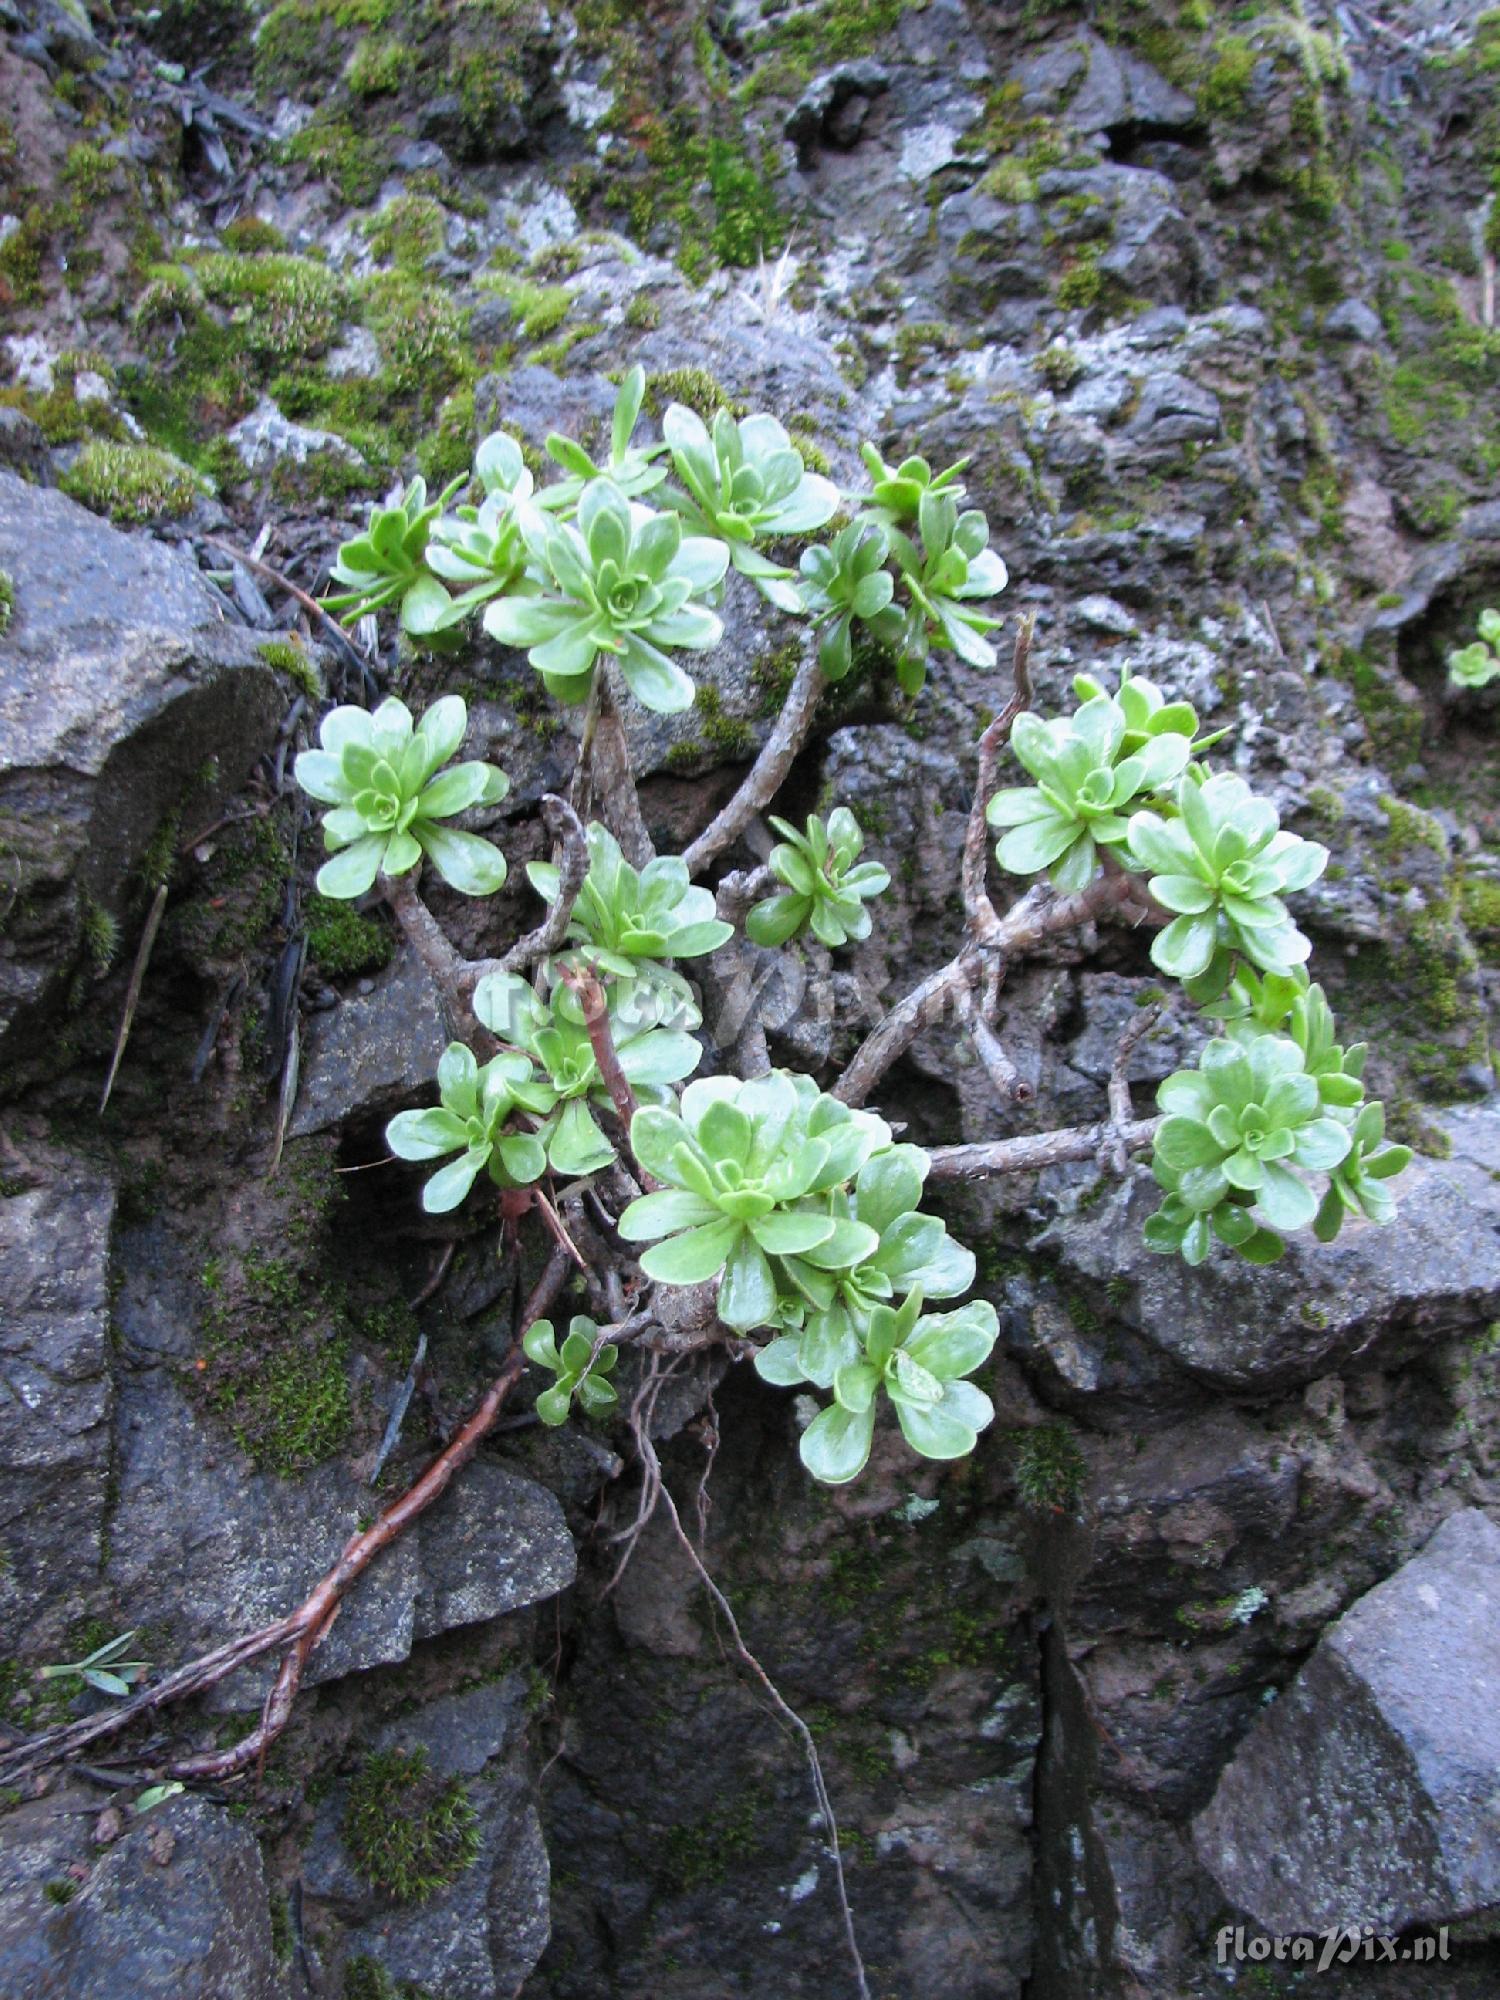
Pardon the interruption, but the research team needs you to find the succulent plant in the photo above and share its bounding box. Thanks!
[796,521,899,680]
[885,490,1009,685]
[324,474,462,631]
[523,1314,620,1425]
[410,431,536,634]
[527,822,732,978]
[386,1043,553,1211]
[1126,772,1328,982]
[538,365,668,508]
[1312,1100,1411,1241]
[474,970,702,1178]
[294,694,510,899]
[1145,1032,1352,1259]
[797,1288,998,1485]
[1448,608,1500,689]
[483,477,727,713]
[745,807,890,949]
[987,685,1194,893]
[618,1072,891,1330]
[856,443,969,525]
[662,405,840,611]
[754,1143,976,1390]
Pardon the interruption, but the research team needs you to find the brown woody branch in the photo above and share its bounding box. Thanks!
[924,1116,1159,1183]
[592,675,655,869]
[0,1245,574,1786]
[682,641,826,879]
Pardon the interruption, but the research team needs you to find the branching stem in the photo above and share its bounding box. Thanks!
[682,642,826,878]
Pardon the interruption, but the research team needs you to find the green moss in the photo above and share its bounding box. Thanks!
[195,251,347,361]
[282,115,388,206]
[258,638,322,702]
[221,215,286,255]
[661,1794,761,1891]
[0,571,11,636]
[1459,875,1500,962]
[343,1958,433,2000]
[44,1879,78,1907]
[1014,1422,1086,1513]
[641,368,740,421]
[363,194,447,272]
[346,35,412,95]
[739,0,916,101]
[343,1748,481,1902]
[624,290,661,329]
[1055,244,1103,311]
[61,442,202,523]
[0,203,51,304]
[306,895,394,979]
[1377,795,1446,861]
[478,271,572,340]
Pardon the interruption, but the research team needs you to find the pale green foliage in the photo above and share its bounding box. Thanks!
[794,1289,998,1486]
[987,673,1197,892]
[386,1042,554,1211]
[324,365,1009,717]
[1128,772,1327,983]
[484,477,728,714]
[745,807,889,948]
[474,970,701,1177]
[527,822,733,975]
[324,475,462,630]
[294,695,509,898]
[1448,608,1500,689]
[1144,968,1408,1264]
[38,1629,149,1698]
[662,404,840,610]
[618,1072,892,1332]
[523,1315,620,1426]
[797,521,897,679]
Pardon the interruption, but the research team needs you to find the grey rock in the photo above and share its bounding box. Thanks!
[305,1676,552,1999]
[226,395,366,471]
[1195,1510,1500,1934]
[1324,298,1382,342]
[1044,1104,1500,1390]
[0,471,280,1064]
[105,1371,575,1708]
[1124,370,1222,451]
[0,1172,115,1651]
[785,61,890,165]
[0,1794,277,2000]
[1015,31,1195,134]
[0,405,49,482]
[324,326,383,380]
[1073,594,1139,637]
[290,950,449,1137]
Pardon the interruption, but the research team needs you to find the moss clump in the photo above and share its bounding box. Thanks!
[738,0,915,100]
[343,1748,481,1902]
[478,271,572,341]
[1055,245,1103,312]
[306,895,393,979]
[61,442,202,523]
[221,214,286,255]
[195,252,347,361]
[281,115,388,206]
[346,35,412,95]
[641,367,740,421]
[363,194,447,272]
[198,1246,352,1477]
[1459,875,1500,963]
[661,1795,761,1891]
[343,1958,433,2000]
[0,570,12,637]
[1198,35,1256,119]
[258,638,322,702]
[1014,1422,1086,1513]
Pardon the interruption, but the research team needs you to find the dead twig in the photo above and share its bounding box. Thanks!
[591,677,655,869]
[924,1116,1159,1183]
[682,642,826,879]
[496,795,589,974]
[99,883,169,1115]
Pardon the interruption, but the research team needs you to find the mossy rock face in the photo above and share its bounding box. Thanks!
[343,1748,482,1902]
